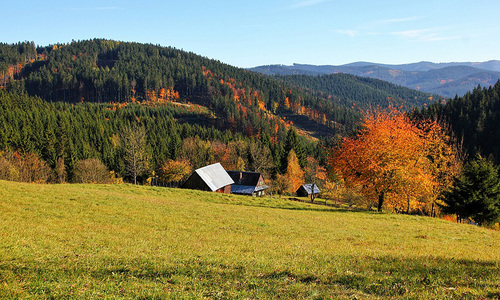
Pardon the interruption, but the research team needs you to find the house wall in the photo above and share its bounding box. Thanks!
[182,173,211,191]
[216,185,232,194]
[257,175,265,187]
[297,187,308,197]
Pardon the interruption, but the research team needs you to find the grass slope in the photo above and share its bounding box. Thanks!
[0,180,499,299]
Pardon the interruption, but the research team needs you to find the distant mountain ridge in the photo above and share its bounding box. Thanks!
[249,60,500,98]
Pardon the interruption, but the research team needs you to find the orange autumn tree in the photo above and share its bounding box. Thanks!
[285,149,305,193]
[330,108,461,213]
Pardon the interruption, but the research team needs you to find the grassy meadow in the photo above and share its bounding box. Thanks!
[0,180,499,299]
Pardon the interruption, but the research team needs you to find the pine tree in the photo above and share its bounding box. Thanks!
[441,156,500,225]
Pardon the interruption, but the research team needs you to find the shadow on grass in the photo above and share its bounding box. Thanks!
[191,193,371,214]
[2,256,498,298]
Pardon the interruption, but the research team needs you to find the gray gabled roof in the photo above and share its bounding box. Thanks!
[195,163,234,191]
[301,184,321,194]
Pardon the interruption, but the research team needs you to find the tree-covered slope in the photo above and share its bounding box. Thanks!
[275,73,438,110]
[414,80,500,164]
[2,39,362,139]
[249,62,500,98]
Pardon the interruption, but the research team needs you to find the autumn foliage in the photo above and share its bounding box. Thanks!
[160,159,192,184]
[329,108,461,213]
[0,150,52,183]
[285,150,305,193]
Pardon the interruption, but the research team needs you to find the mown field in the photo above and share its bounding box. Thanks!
[0,180,499,299]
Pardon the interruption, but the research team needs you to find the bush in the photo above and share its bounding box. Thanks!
[73,158,110,184]
[0,150,52,183]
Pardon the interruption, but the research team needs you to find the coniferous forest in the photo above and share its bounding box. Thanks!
[414,81,500,164]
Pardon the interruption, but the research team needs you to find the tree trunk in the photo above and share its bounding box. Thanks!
[310,183,316,203]
[377,192,385,212]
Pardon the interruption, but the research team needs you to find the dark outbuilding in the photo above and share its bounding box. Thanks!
[296,184,321,197]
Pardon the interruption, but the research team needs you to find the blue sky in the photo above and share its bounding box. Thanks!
[2,0,499,68]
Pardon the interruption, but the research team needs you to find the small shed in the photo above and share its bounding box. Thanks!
[296,184,321,197]
[181,163,234,193]
[226,171,269,197]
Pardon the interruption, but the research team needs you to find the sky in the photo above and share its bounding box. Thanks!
[1,0,499,68]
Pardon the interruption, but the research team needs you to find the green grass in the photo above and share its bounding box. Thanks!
[0,180,499,299]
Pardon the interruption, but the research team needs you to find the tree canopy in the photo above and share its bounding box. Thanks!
[330,108,461,213]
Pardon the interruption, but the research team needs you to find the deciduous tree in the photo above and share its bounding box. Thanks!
[55,157,66,183]
[121,124,151,184]
[304,156,326,202]
[330,108,460,213]
[273,173,292,198]
[73,158,110,184]
[285,149,304,193]
[160,159,192,185]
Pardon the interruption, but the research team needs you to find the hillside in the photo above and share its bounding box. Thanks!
[1,180,499,299]
[1,40,359,141]
[249,61,500,98]
[2,40,440,142]
[0,40,449,184]
[274,73,437,110]
[414,80,500,164]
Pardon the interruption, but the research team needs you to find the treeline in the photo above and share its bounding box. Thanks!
[0,41,38,88]
[0,91,324,184]
[414,80,500,164]
[275,73,437,110]
[0,41,37,71]
[3,39,360,137]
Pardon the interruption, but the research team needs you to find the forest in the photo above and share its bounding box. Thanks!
[414,81,500,164]
[1,39,499,224]
[274,73,438,110]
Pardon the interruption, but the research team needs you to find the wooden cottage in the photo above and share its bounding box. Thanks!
[296,184,321,197]
[226,171,269,197]
[181,163,234,193]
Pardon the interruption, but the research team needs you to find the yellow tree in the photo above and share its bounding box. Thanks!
[418,120,463,215]
[285,149,304,193]
[330,108,460,213]
[160,159,192,184]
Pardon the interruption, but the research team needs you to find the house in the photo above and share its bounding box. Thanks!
[226,170,269,197]
[181,163,234,193]
[296,184,321,197]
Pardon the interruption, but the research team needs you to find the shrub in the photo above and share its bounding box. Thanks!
[73,158,110,184]
[0,150,51,183]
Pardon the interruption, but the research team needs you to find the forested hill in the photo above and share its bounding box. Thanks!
[250,62,500,98]
[274,73,438,110]
[1,39,362,140]
[414,80,500,164]
[1,39,439,141]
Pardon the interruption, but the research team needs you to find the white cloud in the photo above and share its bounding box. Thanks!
[334,16,420,38]
[391,28,457,42]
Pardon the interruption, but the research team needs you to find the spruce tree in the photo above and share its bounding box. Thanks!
[441,156,500,225]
